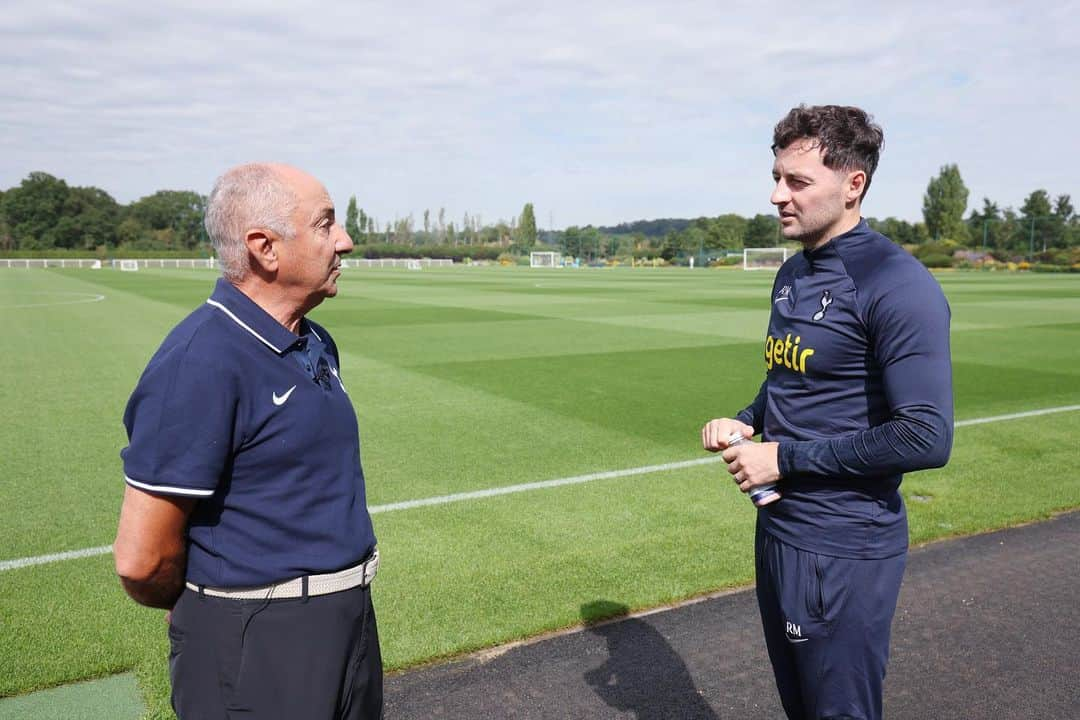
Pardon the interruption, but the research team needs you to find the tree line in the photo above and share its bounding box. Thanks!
[0,172,541,259]
[1,167,1075,265]
[341,198,538,252]
[0,172,205,254]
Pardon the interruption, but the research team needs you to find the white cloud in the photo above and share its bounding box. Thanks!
[1,0,1076,226]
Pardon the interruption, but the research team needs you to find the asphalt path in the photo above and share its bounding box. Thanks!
[385,511,1080,719]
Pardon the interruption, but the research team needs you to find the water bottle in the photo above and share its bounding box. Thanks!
[727,432,780,507]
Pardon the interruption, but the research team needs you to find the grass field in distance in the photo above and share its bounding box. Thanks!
[1,265,1078,719]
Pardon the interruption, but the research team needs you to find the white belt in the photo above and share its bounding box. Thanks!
[186,548,379,600]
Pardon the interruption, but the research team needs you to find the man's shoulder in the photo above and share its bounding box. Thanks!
[147,302,244,372]
[837,227,939,297]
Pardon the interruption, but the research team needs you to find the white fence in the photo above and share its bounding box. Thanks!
[1,257,454,270]
[0,258,216,269]
[111,258,217,269]
[340,258,454,268]
[0,258,104,268]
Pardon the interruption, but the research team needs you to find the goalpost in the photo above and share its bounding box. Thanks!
[530,251,561,268]
[743,247,789,271]
[118,259,140,272]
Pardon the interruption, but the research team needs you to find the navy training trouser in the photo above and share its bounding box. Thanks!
[169,583,382,719]
[755,526,905,720]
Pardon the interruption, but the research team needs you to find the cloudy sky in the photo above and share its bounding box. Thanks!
[2,1,1076,228]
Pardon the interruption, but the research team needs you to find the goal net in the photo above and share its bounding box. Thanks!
[118,259,140,272]
[743,247,789,271]
[530,251,561,268]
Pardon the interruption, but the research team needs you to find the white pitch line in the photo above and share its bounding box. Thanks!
[368,456,723,514]
[4,403,1080,573]
[0,545,113,572]
[0,292,106,310]
[954,405,1080,427]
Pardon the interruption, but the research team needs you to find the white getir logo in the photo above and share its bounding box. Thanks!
[272,385,297,406]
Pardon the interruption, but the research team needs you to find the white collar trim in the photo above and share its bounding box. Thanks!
[205,299,282,354]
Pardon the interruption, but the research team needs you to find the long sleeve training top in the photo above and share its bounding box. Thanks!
[737,220,953,558]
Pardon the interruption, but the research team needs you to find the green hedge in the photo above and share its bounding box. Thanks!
[357,243,502,261]
[918,253,954,268]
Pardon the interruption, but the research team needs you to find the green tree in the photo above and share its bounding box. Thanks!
[517,203,538,249]
[345,196,361,241]
[922,164,970,243]
[0,189,10,251]
[745,214,779,247]
[3,172,70,249]
[681,225,710,263]
[561,226,583,258]
[580,226,603,260]
[115,217,151,248]
[705,214,748,249]
[1054,194,1078,247]
[357,208,369,244]
[127,190,207,249]
[867,216,921,246]
[58,186,120,249]
[1054,194,1074,222]
[1021,189,1054,254]
[965,198,1003,250]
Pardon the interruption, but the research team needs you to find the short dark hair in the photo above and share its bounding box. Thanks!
[772,105,883,199]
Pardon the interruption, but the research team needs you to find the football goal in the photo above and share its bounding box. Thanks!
[530,251,561,268]
[743,247,789,271]
[118,259,140,272]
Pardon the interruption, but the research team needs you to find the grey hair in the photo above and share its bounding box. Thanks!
[204,164,298,281]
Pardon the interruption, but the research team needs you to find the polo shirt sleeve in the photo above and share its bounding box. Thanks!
[121,344,237,498]
[778,266,954,480]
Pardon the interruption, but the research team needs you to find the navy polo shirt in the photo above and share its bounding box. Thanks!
[121,278,376,587]
[737,220,953,559]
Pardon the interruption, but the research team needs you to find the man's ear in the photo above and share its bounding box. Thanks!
[845,170,867,206]
[244,228,280,273]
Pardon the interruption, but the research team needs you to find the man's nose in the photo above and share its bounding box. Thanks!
[334,223,355,254]
[770,181,789,206]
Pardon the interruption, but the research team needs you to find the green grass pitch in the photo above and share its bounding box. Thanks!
[1,266,1079,718]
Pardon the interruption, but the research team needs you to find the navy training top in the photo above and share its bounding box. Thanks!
[737,220,953,559]
[121,278,376,587]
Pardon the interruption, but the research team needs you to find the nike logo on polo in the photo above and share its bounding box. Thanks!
[272,385,297,406]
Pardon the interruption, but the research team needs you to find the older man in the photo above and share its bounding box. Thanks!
[114,163,382,719]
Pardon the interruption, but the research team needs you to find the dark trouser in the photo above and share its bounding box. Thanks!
[169,583,382,720]
[755,527,905,720]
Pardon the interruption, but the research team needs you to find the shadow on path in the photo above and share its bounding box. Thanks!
[582,600,720,720]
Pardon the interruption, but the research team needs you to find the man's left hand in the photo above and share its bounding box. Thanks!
[721,442,781,494]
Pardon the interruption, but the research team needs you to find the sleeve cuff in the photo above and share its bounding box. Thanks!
[124,475,215,498]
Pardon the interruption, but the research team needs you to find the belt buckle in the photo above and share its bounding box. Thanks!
[361,548,379,587]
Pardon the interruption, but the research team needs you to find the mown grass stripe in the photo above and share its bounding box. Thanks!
[4,402,1079,573]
